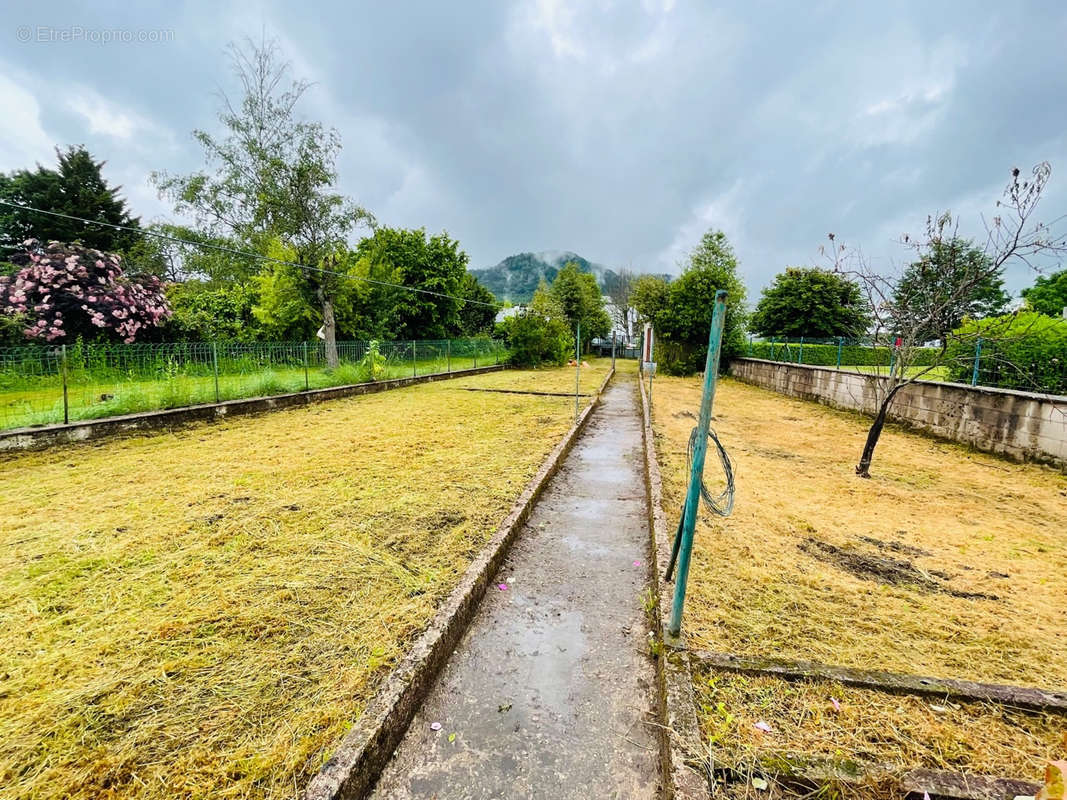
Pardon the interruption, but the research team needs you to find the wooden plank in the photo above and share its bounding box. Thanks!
[900,768,1042,799]
[693,650,1067,712]
[716,758,1042,800]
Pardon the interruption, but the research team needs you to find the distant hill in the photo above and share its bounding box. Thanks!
[470,250,651,304]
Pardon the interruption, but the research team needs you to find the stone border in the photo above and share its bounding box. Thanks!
[638,374,712,800]
[0,365,504,452]
[302,366,615,800]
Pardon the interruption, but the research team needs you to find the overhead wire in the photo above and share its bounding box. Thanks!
[0,199,503,309]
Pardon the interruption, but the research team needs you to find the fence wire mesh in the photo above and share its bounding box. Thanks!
[0,338,506,431]
[745,336,1066,396]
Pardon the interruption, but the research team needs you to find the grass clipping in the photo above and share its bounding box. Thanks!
[649,375,1067,788]
[0,364,596,799]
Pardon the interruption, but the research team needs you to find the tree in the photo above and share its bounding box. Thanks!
[1022,268,1067,317]
[893,238,1011,342]
[654,229,747,372]
[164,281,262,342]
[630,273,671,326]
[153,37,372,367]
[829,162,1067,478]
[353,227,470,339]
[751,267,870,338]
[547,261,611,350]
[456,272,498,336]
[0,145,142,252]
[498,279,573,366]
[0,241,170,343]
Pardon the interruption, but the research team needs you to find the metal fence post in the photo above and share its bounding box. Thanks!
[612,330,616,370]
[574,322,581,425]
[971,337,983,386]
[836,337,843,369]
[473,342,478,369]
[412,340,417,378]
[212,341,220,403]
[447,340,451,374]
[798,336,804,364]
[303,341,310,390]
[668,290,729,638]
[61,343,69,425]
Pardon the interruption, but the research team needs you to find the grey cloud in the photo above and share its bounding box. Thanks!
[2,0,1065,300]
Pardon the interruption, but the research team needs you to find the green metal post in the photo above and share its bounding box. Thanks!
[770,336,776,360]
[836,337,843,369]
[748,334,753,357]
[668,290,729,639]
[61,343,69,425]
[212,341,220,403]
[574,323,581,424]
[798,336,804,364]
[889,344,896,378]
[303,341,310,390]
[447,340,451,374]
[474,342,478,369]
[971,338,982,386]
[612,330,616,370]
[412,340,417,378]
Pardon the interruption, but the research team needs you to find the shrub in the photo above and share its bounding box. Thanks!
[0,241,170,343]
[945,312,1067,394]
[496,311,573,367]
[747,340,940,367]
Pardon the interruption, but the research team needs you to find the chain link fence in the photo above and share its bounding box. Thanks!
[0,338,507,431]
[744,336,1067,396]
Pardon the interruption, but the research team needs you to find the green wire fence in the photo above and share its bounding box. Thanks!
[745,336,1067,395]
[0,338,507,432]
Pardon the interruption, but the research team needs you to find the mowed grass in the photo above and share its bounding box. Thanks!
[451,353,625,395]
[0,364,596,799]
[0,355,493,431]
[649,375,1067,783]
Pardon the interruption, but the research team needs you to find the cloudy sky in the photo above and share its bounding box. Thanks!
[4,1,1066,299]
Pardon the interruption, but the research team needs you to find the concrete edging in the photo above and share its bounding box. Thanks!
[638,374,712,800]
[0,365,505,452]
[302,366,616,800]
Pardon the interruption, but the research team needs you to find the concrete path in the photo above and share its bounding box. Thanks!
[371,374,661,799]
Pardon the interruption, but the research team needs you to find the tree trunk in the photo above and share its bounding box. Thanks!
[855,382,905,478]
[318,286,339,369]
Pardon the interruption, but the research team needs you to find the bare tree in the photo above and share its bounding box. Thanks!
[826,162,1067,477]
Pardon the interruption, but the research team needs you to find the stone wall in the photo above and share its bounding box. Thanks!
[728,358,1066,468]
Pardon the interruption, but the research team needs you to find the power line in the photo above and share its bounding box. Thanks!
[0,199,503,309]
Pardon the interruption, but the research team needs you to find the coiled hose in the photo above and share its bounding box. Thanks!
[687,424,735,517]
[665,424,734,581]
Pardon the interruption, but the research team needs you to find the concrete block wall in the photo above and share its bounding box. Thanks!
[728,358,1067,468]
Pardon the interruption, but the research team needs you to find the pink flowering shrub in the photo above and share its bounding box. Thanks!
[0,240,171,343]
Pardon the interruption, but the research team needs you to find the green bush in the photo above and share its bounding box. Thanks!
[496,311,574,368]
[748,340,940,367]
[945,312,1067,394]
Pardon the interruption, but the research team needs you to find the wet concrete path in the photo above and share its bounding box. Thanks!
[371,373,660,799]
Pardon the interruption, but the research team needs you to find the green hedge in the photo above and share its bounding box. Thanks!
[747,340,940,367]
[944,312,1067,394]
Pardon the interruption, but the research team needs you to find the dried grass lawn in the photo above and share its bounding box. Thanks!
[0,364,600,800]
[649,375,1067,786]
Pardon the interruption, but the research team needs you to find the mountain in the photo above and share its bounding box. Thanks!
[471,250,630,303]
